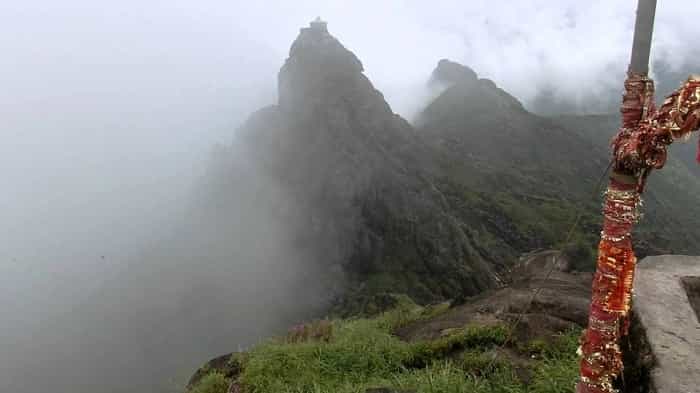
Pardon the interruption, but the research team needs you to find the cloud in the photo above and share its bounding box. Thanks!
[190,0,698,113]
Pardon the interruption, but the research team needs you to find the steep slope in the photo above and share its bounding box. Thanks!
[418,60,700,259]
[227,22,504,305]
[420,60,606,197]
[555,113,700,255]
[417,60,607,262]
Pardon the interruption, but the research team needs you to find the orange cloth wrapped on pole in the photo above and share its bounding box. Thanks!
[576,72,700,392]
[576,1,700,390]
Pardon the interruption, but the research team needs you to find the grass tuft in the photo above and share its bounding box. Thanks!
[189,372,229,393]
[235,302,581,393]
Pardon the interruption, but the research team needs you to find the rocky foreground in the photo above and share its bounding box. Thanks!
[185,251,592,393]
[187,253,700,393]
[630,256,700,393]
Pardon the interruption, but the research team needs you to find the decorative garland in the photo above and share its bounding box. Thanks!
[576,74,700,393]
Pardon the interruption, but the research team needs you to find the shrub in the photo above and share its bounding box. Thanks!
[286,320,334,344]
[190,372,229,393]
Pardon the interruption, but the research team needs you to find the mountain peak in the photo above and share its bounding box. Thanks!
[430,59,478,86]
[279,19,365,111]
[418,59,525,129]
[290,17,338,54]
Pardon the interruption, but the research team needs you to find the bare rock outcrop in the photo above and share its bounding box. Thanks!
[396,250,592,342]
[630,255,700,393]
[227,21,504,304]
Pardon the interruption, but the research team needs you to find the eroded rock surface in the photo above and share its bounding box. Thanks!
[396,250,592,342]
[229,21,505,303]
[633,255,700,393]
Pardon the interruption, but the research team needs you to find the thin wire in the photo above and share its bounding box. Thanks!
[484,159,614,374]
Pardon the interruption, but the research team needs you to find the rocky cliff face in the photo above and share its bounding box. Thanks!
[227,22,502,305]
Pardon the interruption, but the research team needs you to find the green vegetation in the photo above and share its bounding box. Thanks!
[189,372,229,393]
[562,239,596,272]
[528,333,580,393]
[192,300,581,393]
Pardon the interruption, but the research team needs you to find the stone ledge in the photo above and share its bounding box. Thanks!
[633,255,700,393]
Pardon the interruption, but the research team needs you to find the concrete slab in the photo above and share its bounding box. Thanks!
[634,255,700,393]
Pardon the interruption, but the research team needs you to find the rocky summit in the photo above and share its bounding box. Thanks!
[429,59,478,87]
[232,20,501,306]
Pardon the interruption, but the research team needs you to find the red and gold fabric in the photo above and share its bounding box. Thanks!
[576,74,700,393]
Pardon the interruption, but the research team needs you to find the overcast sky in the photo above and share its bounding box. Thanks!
[4,0,699,275]
[1,1,699,392]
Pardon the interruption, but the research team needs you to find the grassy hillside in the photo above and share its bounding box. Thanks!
[417,64,700,270]
[418,79,607,271]
[556,114,700,255]
[188,298,580,393]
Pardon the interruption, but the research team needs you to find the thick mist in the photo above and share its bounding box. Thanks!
[1,2,284,392]
[2,1,700,393]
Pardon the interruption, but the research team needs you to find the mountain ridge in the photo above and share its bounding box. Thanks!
[230,20,505,306]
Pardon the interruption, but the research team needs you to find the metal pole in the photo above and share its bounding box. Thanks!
[629,0,657,75]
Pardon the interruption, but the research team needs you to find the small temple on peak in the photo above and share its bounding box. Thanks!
[308,16,328,33]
